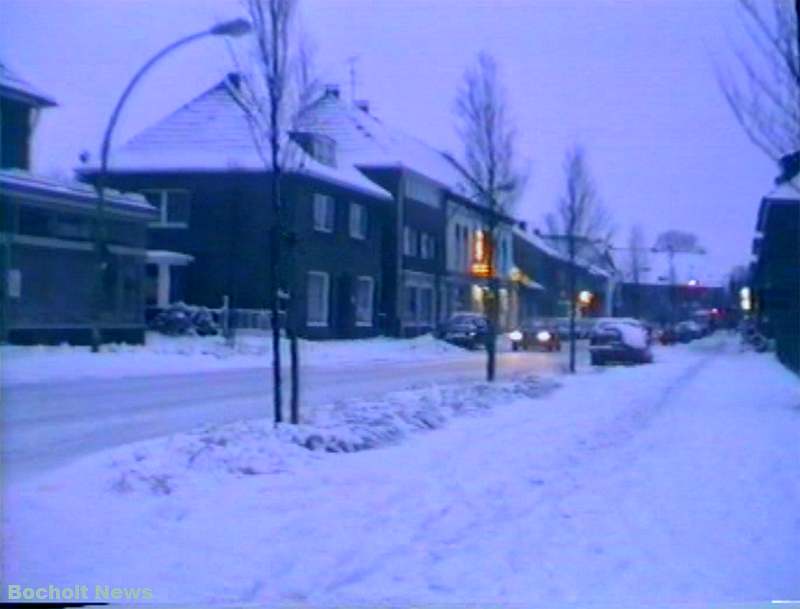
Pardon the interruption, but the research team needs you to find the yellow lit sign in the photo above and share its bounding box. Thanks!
[471,230,492,277]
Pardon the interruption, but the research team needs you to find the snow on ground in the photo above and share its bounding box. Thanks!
[3,336,799,605]
[1,331,475,386]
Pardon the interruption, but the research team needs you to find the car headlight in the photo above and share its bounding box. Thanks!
[536,330,552,342]
[509,330,523,342]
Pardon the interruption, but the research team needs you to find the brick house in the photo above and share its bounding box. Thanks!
[81,75,394,339]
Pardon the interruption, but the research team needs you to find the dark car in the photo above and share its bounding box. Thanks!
[589,319,653,365]
[509,320,562,352]
[675,320,703,343]
[439,312,490,350]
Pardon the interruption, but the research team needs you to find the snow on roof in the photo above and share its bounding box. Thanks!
[764,175,800,202]
[513,226,615,279]
[96,78,391,201]
[0,168,153,213]
[0,61,57,107]
[296,91,469,195]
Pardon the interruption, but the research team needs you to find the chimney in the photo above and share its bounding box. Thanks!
[355,99,370,113]
[325,84,340,98]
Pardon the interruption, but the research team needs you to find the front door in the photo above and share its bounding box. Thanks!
[335,273,353,338]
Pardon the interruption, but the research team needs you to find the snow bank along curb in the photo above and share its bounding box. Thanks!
[1,332,475,386]
[107,376,559,496]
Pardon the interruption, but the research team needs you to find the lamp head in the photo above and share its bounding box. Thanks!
[210,18,252,38]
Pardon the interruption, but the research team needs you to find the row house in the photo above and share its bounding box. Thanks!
[512,224,614,322]
[1,62,155,345]
[82,75,393,340]
[298,86,517,335]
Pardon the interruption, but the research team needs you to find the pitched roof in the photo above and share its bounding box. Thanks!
[91,77,391,201]
[764,175,800,202]
[296,90,468,194]
[0,61,57,107]
[0,168,154,216]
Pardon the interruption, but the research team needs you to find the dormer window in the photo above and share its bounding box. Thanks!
[293,132,337,167]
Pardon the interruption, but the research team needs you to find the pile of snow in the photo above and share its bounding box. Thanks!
[105,375,558,496]
[1,332,473,386]
[8,336,798,605]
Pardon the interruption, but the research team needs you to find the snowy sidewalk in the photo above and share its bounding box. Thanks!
[3,337,799,605]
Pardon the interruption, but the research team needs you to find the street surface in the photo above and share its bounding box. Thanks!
[2,347,577,480]
[5,337,798,605]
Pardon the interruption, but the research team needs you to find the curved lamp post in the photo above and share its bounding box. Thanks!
[91,18,251,351]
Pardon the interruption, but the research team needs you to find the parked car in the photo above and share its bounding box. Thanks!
[589,319,653,365]
[439,312,490,350]
[675,320,703,343]
[657,325,679,345]
[509,320,562,352]
[549,317,593,340]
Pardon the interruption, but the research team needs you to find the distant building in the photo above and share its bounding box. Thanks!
[752,153,799,373]
[615,247,727,324]
[512,225,612,321]
[1,62,155,345]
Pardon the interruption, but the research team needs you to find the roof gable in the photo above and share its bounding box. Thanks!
[0,61,57,107]
[98,77,391,201]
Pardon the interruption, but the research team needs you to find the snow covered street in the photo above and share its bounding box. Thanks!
[3,336,799,605]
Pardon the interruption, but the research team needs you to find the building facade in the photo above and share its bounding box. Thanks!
[752,154,799,373]
[83,76,394,340]
[1,62,154,345]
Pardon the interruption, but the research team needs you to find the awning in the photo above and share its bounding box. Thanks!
[146,250,194,265]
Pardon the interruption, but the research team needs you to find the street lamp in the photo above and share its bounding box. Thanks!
[91,18,251,352]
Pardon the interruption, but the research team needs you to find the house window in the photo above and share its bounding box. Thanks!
[355,276,374,326]
[313,194,335,233]
[403,226,418,256]
[143,190,191,228]
[312,136,337,167]
[421,233,435,259]
[307,271,329,326]
[349,203,367,239]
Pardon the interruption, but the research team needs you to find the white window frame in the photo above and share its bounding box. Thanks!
[143,189,191,229]
[349,202,367,240]
[403,226,418,257]
[355,275,375,327]
[306,271,330,327]
[421,233,435,259]
[313,194,335,233]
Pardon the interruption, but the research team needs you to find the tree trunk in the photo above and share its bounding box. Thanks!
[269,222,283,426]
[568,236,577,373]
[486,276,498,382]
[270,152,283,425]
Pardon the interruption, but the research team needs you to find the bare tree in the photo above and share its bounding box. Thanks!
[446,51,526,382]
[717,0,800,165]
[546,146,613,373]
[229,0,320,425]
[653,229,705,323]
[627,224,650,317]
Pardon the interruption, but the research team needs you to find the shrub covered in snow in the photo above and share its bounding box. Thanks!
[106,376,558,495]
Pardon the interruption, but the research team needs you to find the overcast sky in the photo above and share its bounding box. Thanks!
[0,0,781,282]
